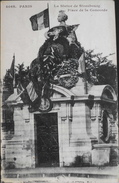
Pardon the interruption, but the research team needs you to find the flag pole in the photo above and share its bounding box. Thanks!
[13,53,16,88]
[47,3,50,29]
[84,52,88,94]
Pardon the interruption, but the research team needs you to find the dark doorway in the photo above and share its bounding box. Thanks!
[34,113,59,167]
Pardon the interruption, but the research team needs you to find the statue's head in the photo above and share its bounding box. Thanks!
[57,10,68,22]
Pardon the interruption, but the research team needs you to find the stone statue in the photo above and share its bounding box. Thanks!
[45,10,78,46]
[30,10,83,95]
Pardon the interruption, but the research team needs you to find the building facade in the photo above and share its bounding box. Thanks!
[2,77,118,169]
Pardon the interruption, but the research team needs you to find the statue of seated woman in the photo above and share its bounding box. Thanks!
[45,10,83,59]
[30,10,84,93]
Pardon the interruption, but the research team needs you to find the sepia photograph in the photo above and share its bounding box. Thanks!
[1,0,118,182]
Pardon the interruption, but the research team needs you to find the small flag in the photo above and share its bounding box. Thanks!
[26,81,38,102]
[30,9,49,31]
[17,82,25,95]
[78,53,85,73]
[78,52,88,94]
[9,55,15,78]
[9,54,15,87]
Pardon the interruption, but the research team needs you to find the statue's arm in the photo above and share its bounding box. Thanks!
[44,31,50,39]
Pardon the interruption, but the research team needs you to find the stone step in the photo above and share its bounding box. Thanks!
[2,166,118,179]
[3,172,117,179]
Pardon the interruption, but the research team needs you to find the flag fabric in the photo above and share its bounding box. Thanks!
[26,81,38,102]
[9,55,15,78]
[78,52,85,73]
[9,55,15,87]
[78,52,88,94]
[17,82,25,95]
[30,9,49,31]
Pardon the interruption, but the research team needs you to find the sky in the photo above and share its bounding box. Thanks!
[1,0,117,78]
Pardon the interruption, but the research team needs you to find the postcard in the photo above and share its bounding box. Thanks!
[1,0,118,183]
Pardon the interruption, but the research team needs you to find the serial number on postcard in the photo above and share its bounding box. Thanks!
[6,5,32,8]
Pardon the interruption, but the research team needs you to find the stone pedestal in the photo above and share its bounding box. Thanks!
[3,84,117,168]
